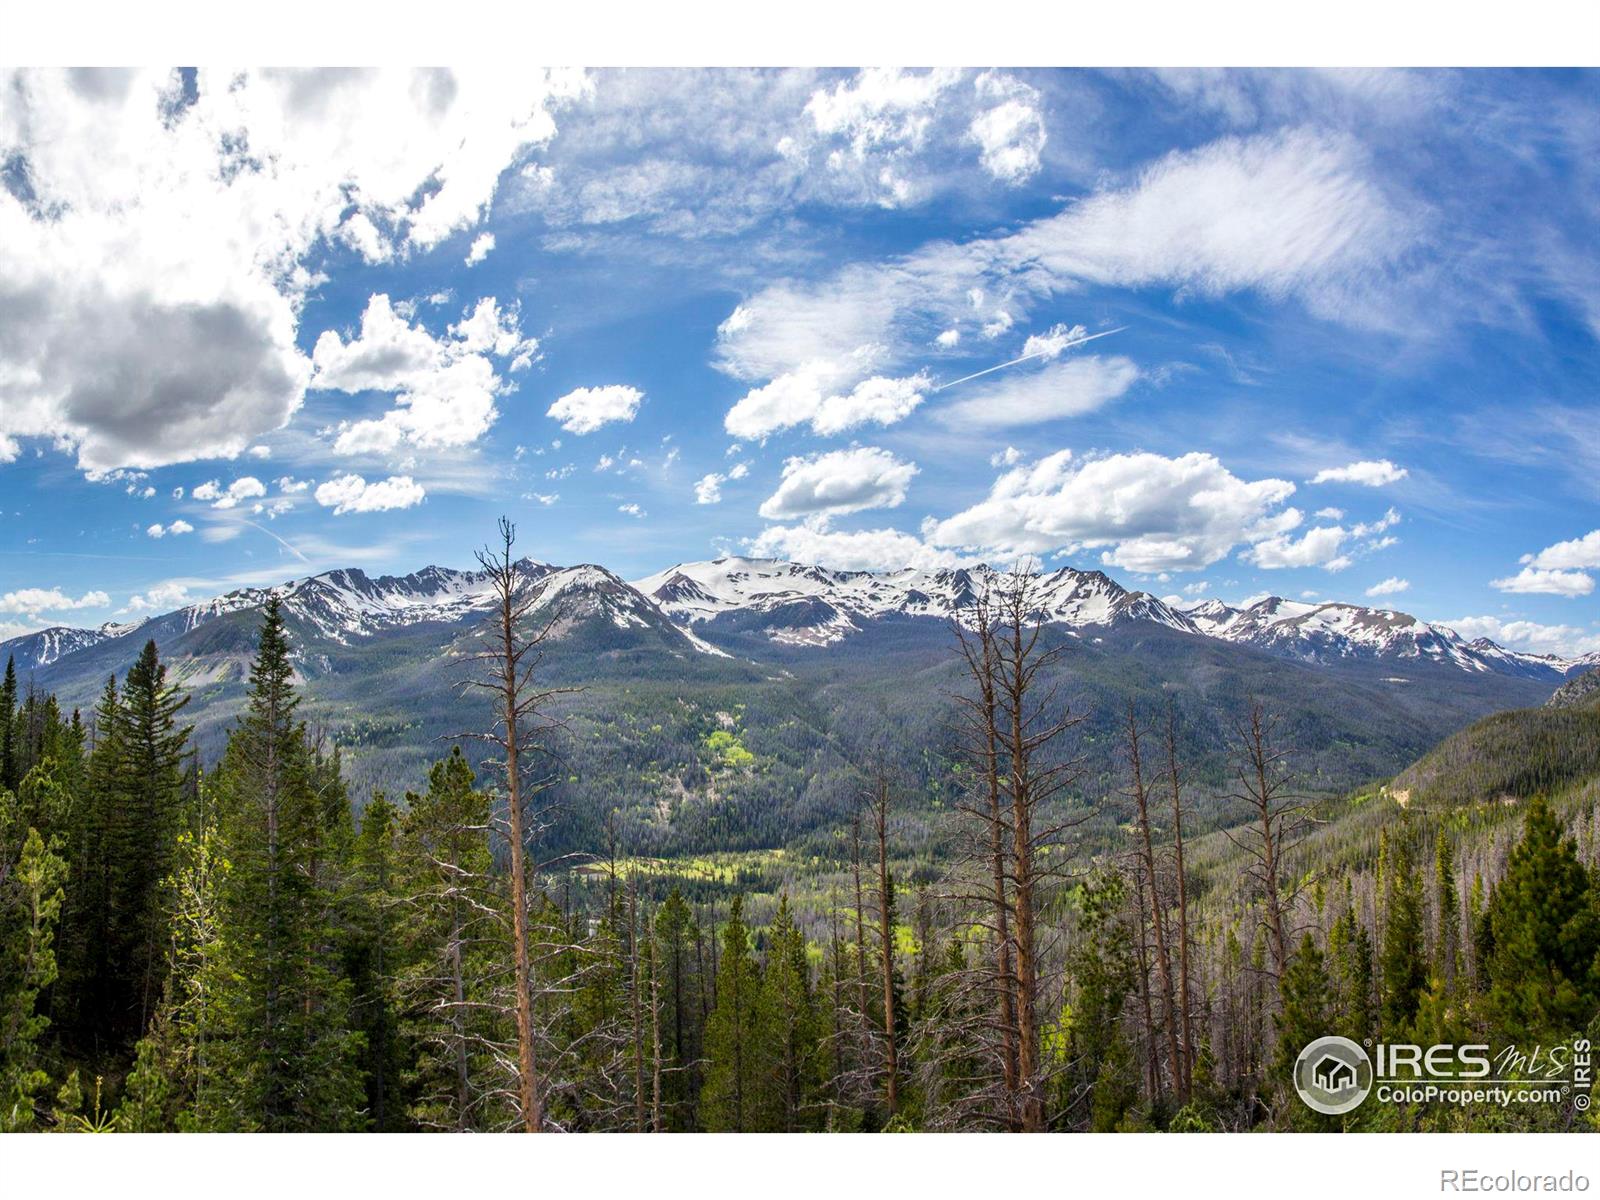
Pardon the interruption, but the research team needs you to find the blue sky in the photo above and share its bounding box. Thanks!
[1,67,1597,656]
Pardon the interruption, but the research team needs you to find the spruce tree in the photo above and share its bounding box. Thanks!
[197,598,364,1131]
[702,897,761,1131]
[754,895,819,1131]
[1433,829,1460,990]
[0,655,17,794]
[112,640,192,1045]
[652,887,702,1128]
[0,814,68,1131]
[1273,933,1337,1131]
[1380,831,1426,1035]
[396,747,513,1131]
[1484,795,1600,1039]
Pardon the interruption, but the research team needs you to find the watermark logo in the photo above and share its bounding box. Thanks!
[1293,1035,1374,1115]
[1293,1036,1593,1113]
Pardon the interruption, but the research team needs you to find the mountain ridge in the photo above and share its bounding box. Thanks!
[2,554,1591,683]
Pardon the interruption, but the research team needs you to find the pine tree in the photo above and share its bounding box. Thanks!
[0,655,17,794]
[395,747,513,1131]
[1483,795,1600,1039]
[196,598,364,1131]
[754,895,819,1131]
[349,791,407,1130]
[112,640,192,1045]
[1433,829,1460,990]
[1273,933,1337,1131]
[652,887,703,1129]
[1380,831,1426,1035]
[702,897,761,1131]
[0,814,68,1131]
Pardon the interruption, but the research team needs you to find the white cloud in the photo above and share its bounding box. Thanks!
[1244,525,1352,571]
[716,127,1408,432]
[618,502,645,518]
[191,476,267,509]
[546,384,644,435]
[276,476,311,494]
[1445,615,1600,658]
[723,365,931,440]
[145,519,194,538]
[694,473,726,505]
[0,68,584,474]
[1524,529,1600,571]
[814,373,932,435]
[0,586,111,616]
[939,356,1139,429]
[929,449,1297,574]
[1314,506,1345,520]
[126,581,192,612]
[967,70,1047,184]
[758,447,918,520]
[749,522,967,572]
[315,294,537,454]
[465,232,496,266]
[1490,566,1594,597]
[1364,576,1410,597]
[1310,459,1408,486]
[313,473,426,515]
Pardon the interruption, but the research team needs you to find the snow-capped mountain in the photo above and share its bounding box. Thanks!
[632,557,1198,647]
[1,555,1583,684]
[632,557,1579,681]
[0,621,151,672]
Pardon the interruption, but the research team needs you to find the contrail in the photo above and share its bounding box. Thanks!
[242,519,311,564]
[933,326,1127,392]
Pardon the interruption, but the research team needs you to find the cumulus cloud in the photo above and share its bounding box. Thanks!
[315,294,538,454]
[464,232,496,266]
[546,385,644,435]
[0,68,585,474]
[192,477,267,510]
[758,447,918,520]
[724,367,931,440]
[0,586,111,616]
[694,474,725,504]
[314,473,426,515]
[126,581,192,612]
[749,522,967,571]
[1364,576,1410,597]
[1523,529,1600,571]
[1310,459,1408,486]
[1446,614,1600,658]
[617,502,645,518]
[938,356,1139,428]
[1490,566,1594,597]
[928,450,1297,574]
[1241,524,1352,572]
[146,519,194,538]
[967,70,1047,183]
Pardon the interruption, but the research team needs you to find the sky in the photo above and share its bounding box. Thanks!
[1,67,1598,657]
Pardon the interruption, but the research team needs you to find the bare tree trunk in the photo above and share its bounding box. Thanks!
[1125,705,1182,1102]
[630,883,646,1132]
[1164,701,1195,1099]
[869,771,899,1119]
[462,518,577,1132]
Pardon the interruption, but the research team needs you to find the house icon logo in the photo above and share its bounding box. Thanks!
[1294,1036,1374,1115]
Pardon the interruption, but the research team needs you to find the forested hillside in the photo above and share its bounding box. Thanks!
[2,542,1596,1133]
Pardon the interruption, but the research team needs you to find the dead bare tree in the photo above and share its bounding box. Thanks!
[1122,703,1182,1103]
[1223,698,1313,992]
[949,578,1020,1121]
[1162,698,1196,1099]
[864,763,900,1119]
[457,516,576,1132]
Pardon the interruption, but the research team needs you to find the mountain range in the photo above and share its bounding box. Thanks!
[5,553,1586,855]
[6,555,1590,682]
